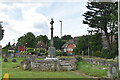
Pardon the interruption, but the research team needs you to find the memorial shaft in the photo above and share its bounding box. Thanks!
[50,19,54,47]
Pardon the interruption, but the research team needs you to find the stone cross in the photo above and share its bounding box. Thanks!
[47,18,56,58]
[50,18,54,47]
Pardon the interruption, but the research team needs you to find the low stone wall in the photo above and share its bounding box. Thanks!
[20,58,77,71]
[31,60,61,71]
[83,58,117,67]
[83,58,118,78]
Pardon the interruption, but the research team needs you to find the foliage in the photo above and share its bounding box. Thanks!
[101,44,118,59]
[93,50,101,57]
[15,33,73,51]
[83,2,118,50]
[74,33,102,56]
[61,35,73,41]
[36,35,49,46]
[53,35,72,49]
[77,61,107,78]
[75,56,83,62]
[73,48,79,55]
[43,51,48,56]
[61,52,67,56]
[26,48,37,55]
[113,70,120,80]
[20,51,25,54]
[2,42,12,55]
[0,22,4,41]
[74,35,88,55]
[56,50,61,56]
[53,36,63,49]
[37,48,45,53]
[16,32,36,48]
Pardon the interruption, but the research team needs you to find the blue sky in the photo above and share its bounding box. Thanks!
[0,0,90,47]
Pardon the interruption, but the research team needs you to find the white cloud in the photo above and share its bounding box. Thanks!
[0,0,87,3]
[0,1,89,47]
[47,2,88,38]
[0,2,49,47]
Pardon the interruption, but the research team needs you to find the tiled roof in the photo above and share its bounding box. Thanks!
[62,39,75,48]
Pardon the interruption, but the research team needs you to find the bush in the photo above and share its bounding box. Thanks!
[56,50,61,56]
[113,70,120,80]
[75,56,82,62]
[20,51,25,54]
[61,52,67,56]
[93,50,101,57]
[101,49,110,59]
[101,49,117,59]
[12,59,16,62]
[42,51,48,56]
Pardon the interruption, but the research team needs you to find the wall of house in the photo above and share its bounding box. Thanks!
[67,44,75,54]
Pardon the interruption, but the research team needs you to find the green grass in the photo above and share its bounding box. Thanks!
[2,57,108,78]
[2,57,84,78]
[77,61,108,78]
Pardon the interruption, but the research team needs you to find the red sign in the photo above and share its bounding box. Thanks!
[18,46,25,51]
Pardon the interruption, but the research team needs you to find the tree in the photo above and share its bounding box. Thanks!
[75,35,89,55]
[8,42,11,47]
[53,36,63,49]
[16,32,36,48]
[61,35,73,41]
[0,22,4,41]
[83,2,118,50]
[25,32,36,48]
[36,35,49,46]
[74,33,102,56]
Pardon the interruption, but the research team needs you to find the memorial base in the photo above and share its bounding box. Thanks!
[44,57,58,61]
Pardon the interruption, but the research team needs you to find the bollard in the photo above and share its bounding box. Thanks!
[3,73,9,80]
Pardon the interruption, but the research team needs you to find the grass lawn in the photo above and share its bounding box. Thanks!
[77,61,108,78]
[2,57,84,78]
[2,57,108,78]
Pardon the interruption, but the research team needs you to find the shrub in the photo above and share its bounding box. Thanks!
[42,51,48,56]
[75,56,82,62]
[20,51,25,54]
[113,70,120,80]
[56,50,61,56]
[101,49,117,59]
[12,59,16,62]
[61,52,67,56]
[101,49,111,59]
[93,50,101,57]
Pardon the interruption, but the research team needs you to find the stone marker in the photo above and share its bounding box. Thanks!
[46,18,56,59]
[4,58,8,62]
[48,47,56,58]
[12,59,16,62]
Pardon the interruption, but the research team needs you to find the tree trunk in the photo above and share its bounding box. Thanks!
[104,30,112,50]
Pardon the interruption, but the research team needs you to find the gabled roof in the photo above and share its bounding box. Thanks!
[61,37,79,48]
[36,41,47,48]
[62,39,75,48]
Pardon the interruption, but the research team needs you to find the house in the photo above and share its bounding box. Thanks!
[8,47,15,53]
[62,38,77,55]
[36,41,47,53]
